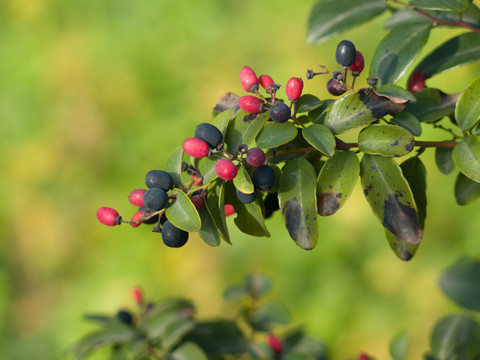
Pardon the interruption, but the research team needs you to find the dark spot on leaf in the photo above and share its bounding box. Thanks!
[282,198,302,241]
[329,185,333,189]
[364,184,372,196]
[382,194,422,244]
[243,113,258,122]
[405,140,414,152]
[358,88,407,119]
[392,140,399,146]
[336,193,342,198]
[317,193,340,216]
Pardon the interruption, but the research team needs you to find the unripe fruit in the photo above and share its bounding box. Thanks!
[236,188,256,204]
[131,287,143,303]
[252,165,275,191]
[335,40,356,68]
[350,50,365,76]
[269,102,291,123]
[182,137,210,158]
[224,204,235,216]
[190,194,204,209]
[194,123,223,149]
[239,95,264,114]
[327,78,347,96]
[130,210,144,228]
[240,66,259,93]
[143,187,168,212]
[162,220,189,248]
[267,333,283,353]
[246,147,266,168]
[116,310,134,325]
[408,71,426,93]
[259,74,275,93]
[128,189,147,207]
[97,207,122,226]
[215,159,238,180]
[285,77,303,101]
[145,170,174,191]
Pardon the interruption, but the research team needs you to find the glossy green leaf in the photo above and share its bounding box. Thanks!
[309,99,334,124]
[198,155,218,184]
[409,0,470,12]
[249,300,291,331]
[453,135,480,182]
[455,172,480,205]
[169,342,208,360]
[435,147,455,175]
[376,84,417,103]
[166,190,201,232]
[391,112,422,136]
[294,94,323,113]
[439,256,480,311]
[278,158,318,250]
[455,76,480,130]
[306,0,388,44]
[316,151,360,216]
[256,121,298,148]
[225,110,270,155]
[390,328,410,360]
[358,124,414,157]
[385,7,480,29]
[400,156,427,229]
[384,9,434,28]
[370,24,430,86]
[405,88,456,122]
[197,204,221,246]
[233,163,254,194]
[205,179,230,243]
[165,146,184,188]
[430,315,480,359]
[211,108,233,137]
[360,155,422,258]
[413,32,480,78]
[302,124,336,156]
[324,88,407,134]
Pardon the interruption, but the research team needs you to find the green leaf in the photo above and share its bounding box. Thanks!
[391,112,422,136]
[453,135,480,182]
[302,124,336,156]
[409,0,470,12]
[405,88,456,122]
[294,94,323,113]
[256,121,298,149]
[166,191,201,232]
[400,157,427,229]
[245,273,272,298]
[324,88,408,134]
[278,158,318,250]
[359,124,414,157]
[83,314,113,326]
[439,256,480,311]
[390,328,410,360]
[435,147,455,175]
[205,179,230,243]
[165,147,184,188]
[413,32,480,78]
[309,99,335,124]
[109,346,129,360]
[360,155,422,259]
[233,163,254,194]
[169,342,208,360]
[455,76,480,130]
[306,0,388,44]
[316,151,360,216]
[161,317,195,351]
[213,92,240,118]
[370,24,430,86]
[385,7,480,28]
[211,108,233,137]
[197,204,221,246]
[248,301,291,331]
[225,110,269,155]
[376,84,417,103]
[223,284,248,301]
[455,172,480,205]
[198,155,218,184]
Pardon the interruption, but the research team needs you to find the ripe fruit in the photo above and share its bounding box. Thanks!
[194,123,223,149]
[224,204,235,216]
[215,159,238,180]
[190,194,204,209]
[128,189,147,207]
[239,95,264,114]
[97,207,121,226]
[408,71,426,93]
[246,147,266,168]
[259,74,275,93]
[285,77,303,101]
[182,137,210,158]
[145,170,174,191]
[236,188,257,204]
[143,188,168,212]
[327,78,347,96]
[131,287,143,304]
[252,165,275,191]
[358,353,372,360]
[269,102,291,123]
[162,220,189,248]
[335,40,356,68]
[116,310,134,325]
[264,192,279,219]
[240,66,259,93]
[267,333,283,353]
[350,50,365,76]
[138,207,159,224]
[130,210,144,228]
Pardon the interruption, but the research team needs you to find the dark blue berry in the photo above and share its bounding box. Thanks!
[145,170,174,191]
[143,188,168,212]
[264,192,280,219]
[162,220,189,248]
[269,102,291,123]
[236,188,257,204]
[252,165,275,191]
[326,78,347,96]
[138,207,159,224]
[116,310,134,325]
[335,40,356,68]
[194,123,223,149]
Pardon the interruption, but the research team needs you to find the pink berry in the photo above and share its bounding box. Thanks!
[238,95,264,114]
[246,147,266,168]
[190,194,204,209]
[215,159,238,180]
[285,77,303,101]
[191,175,203,186]
[267,333,283,353]
[97,207,121,226]
[131,286,143,303]
[182,137,210,158]
[259,74,275,93]
[358,353,372,360]
[130,210,144,228]
[350,50,365,76]
[240,66,259,93]
[224,204,235,216]
[128,189,147,207]
[408,71,426,93]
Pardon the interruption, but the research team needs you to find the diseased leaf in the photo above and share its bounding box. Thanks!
[225,110,269,155]
[256,122,298,148]
[370,24,431,86]
[376,84,417,103]
[391,111,422,136]
[307,0,388,44]
[390,328,410,360]
[205,179,230,243]
[452,135,480,182]
[165,147,184,188]
[294,94,323,113]
[316,151,360,216]
[302,124,336,156]
[385,229,420,261]
[409,0,470,12]
[405,88,456,122]
[435,147,455,175]
[197,204,221,247]
[400,156,427,229]
[213,93,240,119]
[455,76,480,130]
[359,124,415,157]
[455,172,480,205]
[166,191,201,232]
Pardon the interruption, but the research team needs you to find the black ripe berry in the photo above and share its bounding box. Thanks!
[264,192,280,219]
[252,165,275,191]
[162,220,189,248]
[269,102,291,123]
[326,78,347,96]
[236,188,257,204]
[194,123,223,149]
[246,147,266,168]
[143,188,168,212]
[335,40,356,68]
[116,310,134,325]
[145,170,174,191]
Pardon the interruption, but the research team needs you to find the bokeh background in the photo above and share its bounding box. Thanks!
[1,0,480,359]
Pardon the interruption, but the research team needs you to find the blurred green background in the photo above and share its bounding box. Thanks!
[1,0,480,359]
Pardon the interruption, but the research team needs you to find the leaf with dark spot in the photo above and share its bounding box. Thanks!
[400,156,427,229]
[225,110,269,156]
[213,92,240,118]
[358,124,414,157]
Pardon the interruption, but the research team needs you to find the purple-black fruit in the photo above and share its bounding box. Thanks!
[252,165,275,191]
[335,40,356,68]
[194,123,223,149]
[145,170,174,191]
[162,220,189,248]
[236,188,257,204]
[143,188,168,212]
[269,102,291,123]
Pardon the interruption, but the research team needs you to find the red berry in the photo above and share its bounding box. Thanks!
[182,137,210,158]
[128,189,147,207]
[350,50,364,75]
[259,74,275,93]
[224,204,235,216]
[246,147,266,168]
[240,66,259,93]
[131,286,143,303]
[267,333,283,353]
[190,194,204,209]
[238,95,264,114]
[130,210,144,228]
[408,71,426,93]
[285,77,303,101]
[215,159,238,180]
[358,353,372,360]
[97,207,121,226]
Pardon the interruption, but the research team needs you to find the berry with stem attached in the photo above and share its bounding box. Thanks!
[240,66,259,93]
[130,210,144,228]
[97,207,122,226]
[252,165,275,191]
[335,40,356,68]
[285,77,303,101]
[259,74,275,93]
[246,147,266,168]
[269,102,291,123]
[349,50,364,76]
[128,189,147,207]
[190,194,204,209]
[194,123,223,149]
[143,188,168,212]
[145,170,174,191]
[215,159,238,181]
[239,95,265,114]
[327,78,347,96]
[408,71,426,93]
[162,220,189,248]
[182,137,210,158]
